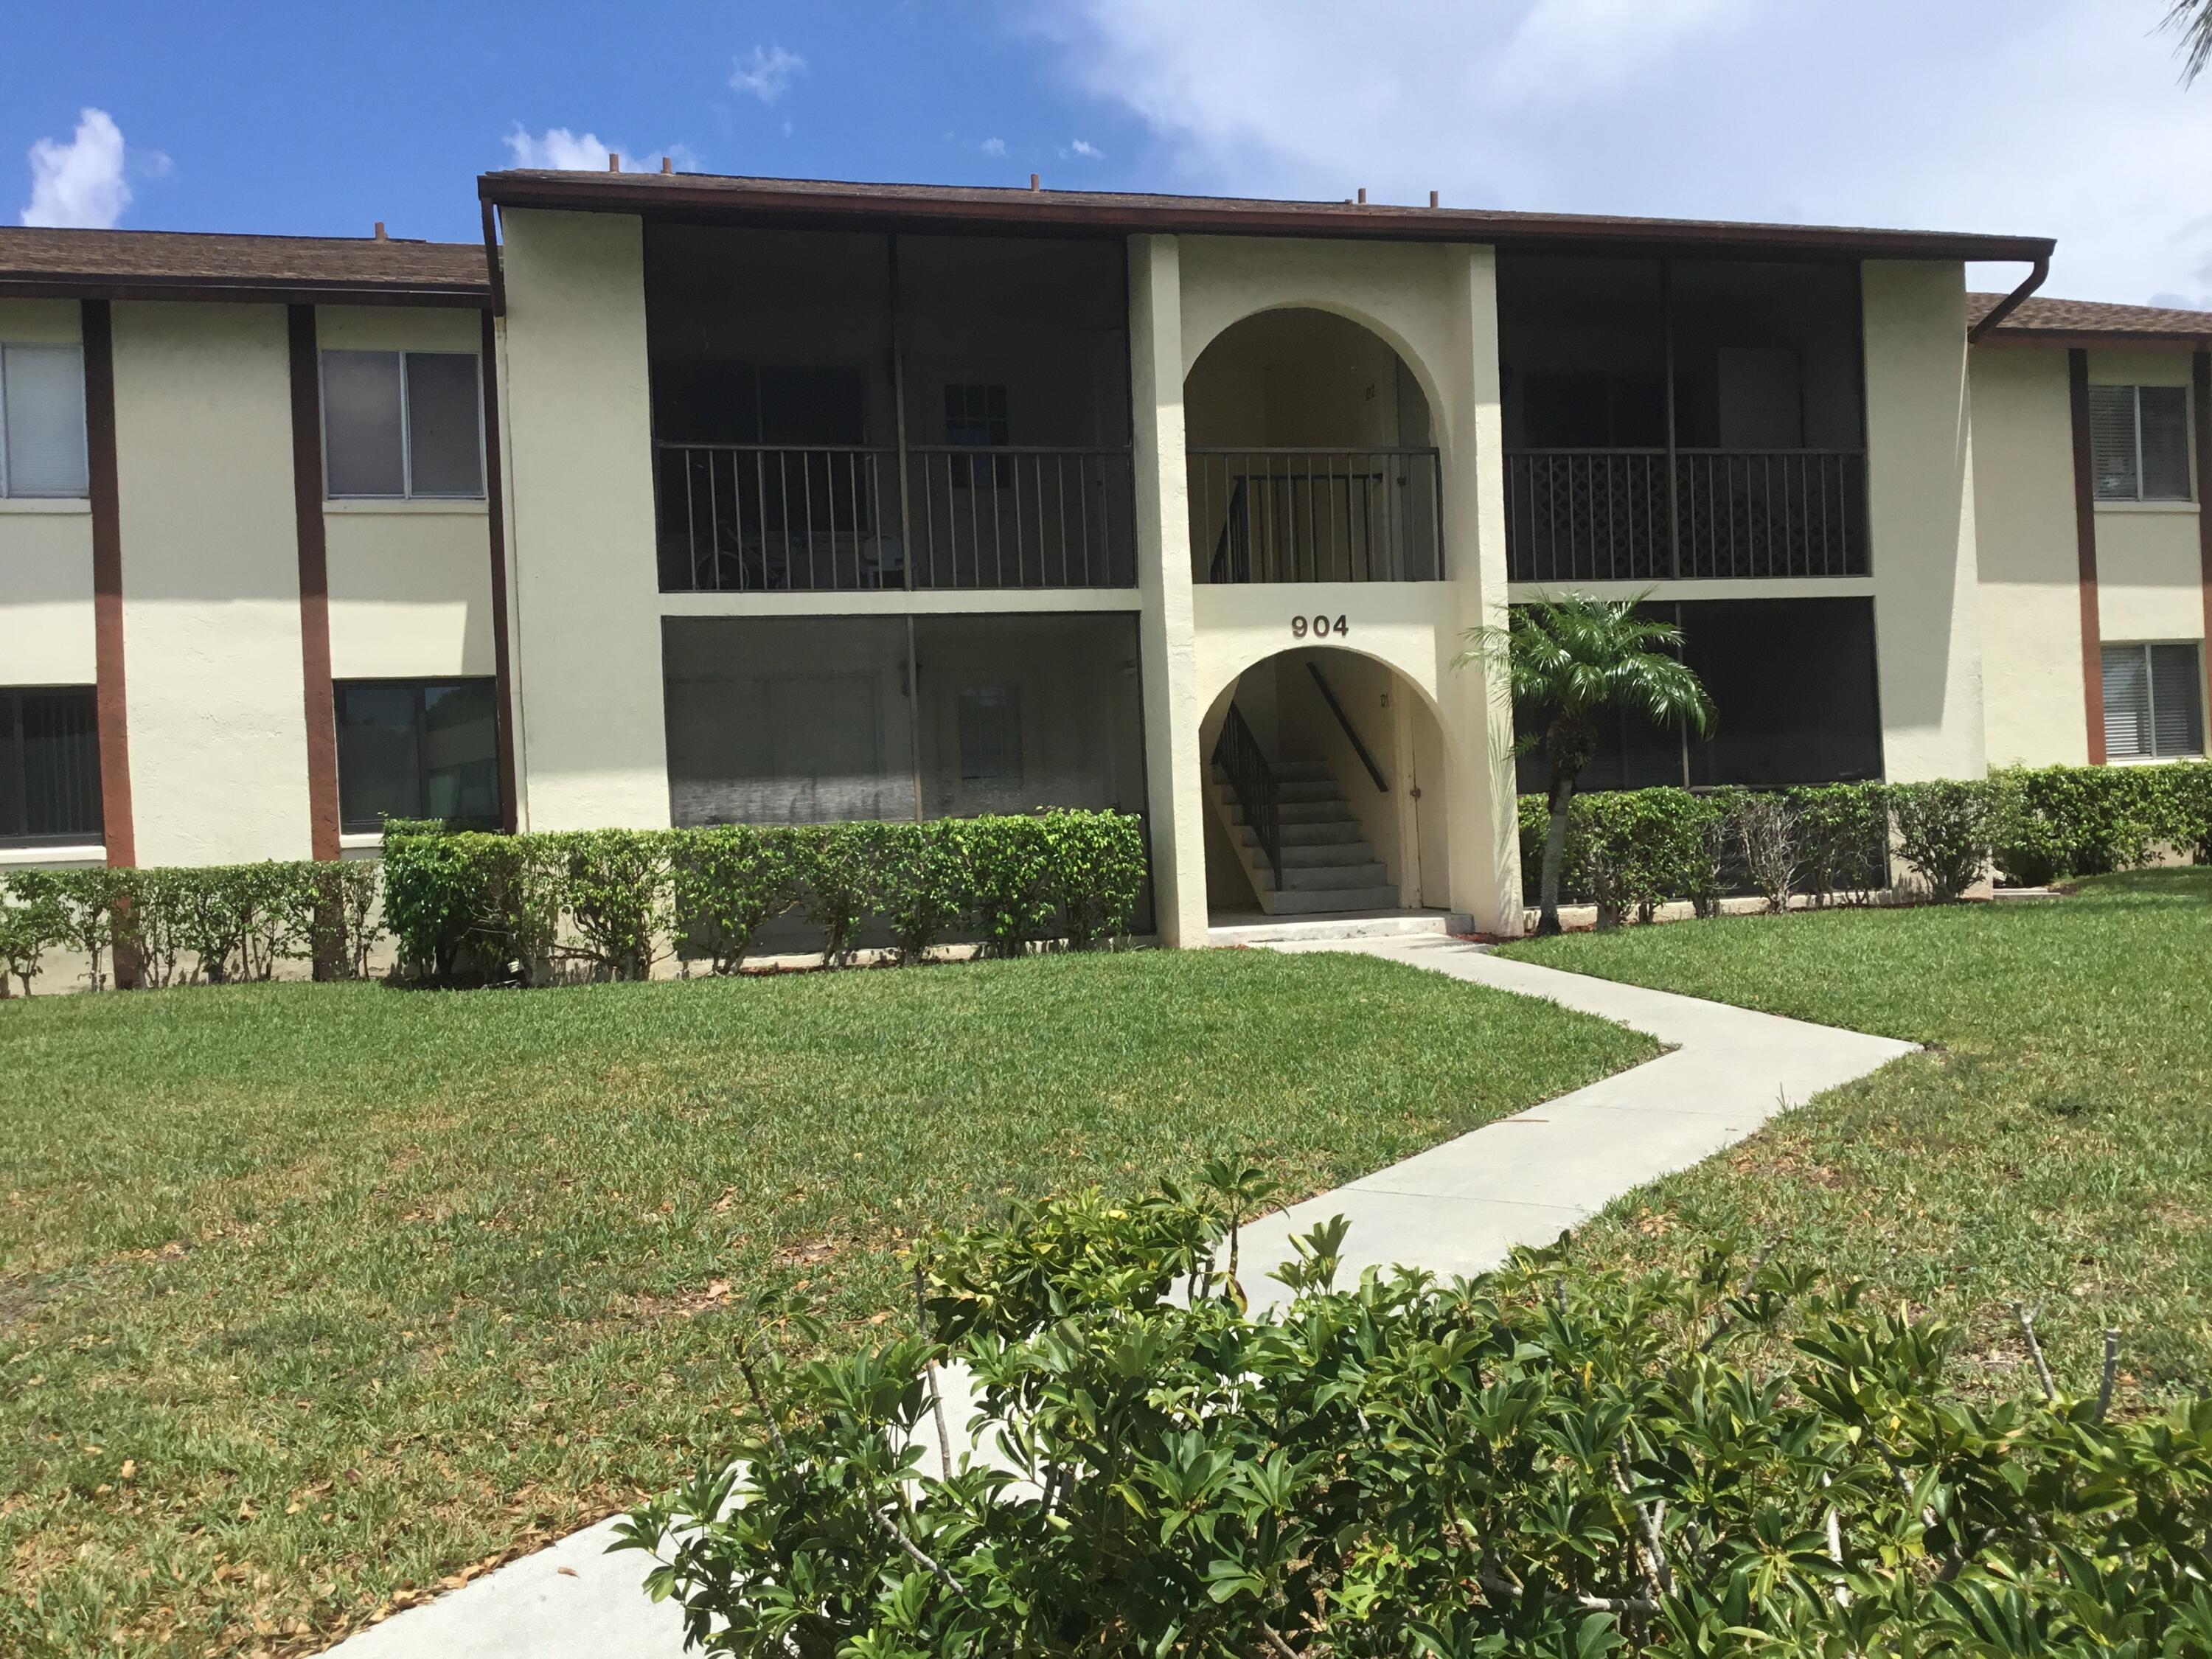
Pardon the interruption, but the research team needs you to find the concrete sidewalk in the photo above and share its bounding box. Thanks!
[327,936,1913,1658]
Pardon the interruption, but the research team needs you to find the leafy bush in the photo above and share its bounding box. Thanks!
[877,821,961,965]
[1787,782,1889,905]
[670,824,793,973]
[554,828,673,981]
[1891,779,1995,902]
[381,823,491,984]
[0,872,66,996]
[305,859,385,981]
[792,822,888,967]
[956,815,1056,958]
[1040,809,1147,950]
[623,1183,2212,1659]
[1577,790,1716,925]
[2166,761,2212,863]
[1989,765,2162,886]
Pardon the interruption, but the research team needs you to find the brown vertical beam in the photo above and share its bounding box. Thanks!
[2195,350,2212,722]
[81,300,136,867]
[479,308,519,832]
[287,305,341,860]
[2067,348,2107,765]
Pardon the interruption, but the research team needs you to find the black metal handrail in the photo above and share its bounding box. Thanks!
[1306,663,1387,792]
[1212,703,1282,891]
[1189,447,1443,583]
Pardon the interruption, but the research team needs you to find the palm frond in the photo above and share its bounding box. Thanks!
[2167,0,2212,83]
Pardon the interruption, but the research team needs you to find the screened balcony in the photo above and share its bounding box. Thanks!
[1499,257,1869,583]
[648,227,1135,594]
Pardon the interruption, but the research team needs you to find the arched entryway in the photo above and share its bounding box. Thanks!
[1198,644,1450,921]
[1183,308,1443,585]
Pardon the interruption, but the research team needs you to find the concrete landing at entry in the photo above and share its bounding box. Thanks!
[1206,908,1472,947]
[327,936,1915,1658]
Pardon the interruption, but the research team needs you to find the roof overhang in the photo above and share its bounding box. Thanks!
[0,274,490,307]
[479,170,2054,266]
[1976,327,2212,351]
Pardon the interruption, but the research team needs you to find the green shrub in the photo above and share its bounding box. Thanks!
[381,825,560,987]
[790,822,887,967]
[0,872,67,996]
[120,866,192,988]
[554,828,673,981]
[1787,781,1889,905]
[1990,765,2161,885]
[2166,760,2212,862]
[1577,789,1714,925]
[304,859,384,981]
[1890,779,1994,902]
[380,824,485,984]
[44,866,133,990]
[670,824,793,973]
[1040,809,1146,949]
[623,1182,2212,1659]
[956,815,1055,957]
[877,820,962,964]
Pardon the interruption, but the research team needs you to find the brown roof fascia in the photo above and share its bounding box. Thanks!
[0,274,490,307]
[1976,326,2212,352]
[477,170,2054,265]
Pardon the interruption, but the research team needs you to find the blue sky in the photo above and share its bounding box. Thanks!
[10,0,2212,307]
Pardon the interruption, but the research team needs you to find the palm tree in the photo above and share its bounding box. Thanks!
[1460,595,1714,937]
[2168,0,2212,83]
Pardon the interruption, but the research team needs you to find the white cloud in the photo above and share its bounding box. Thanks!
[1071,137,1103,158]
[731,45,805,105]
[21,108,133,229]
[981,136,1009,157]
[1030,0,2212,305]
[504,125,698,175]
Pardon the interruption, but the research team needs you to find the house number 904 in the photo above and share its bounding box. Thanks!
[1292,614,1349,639]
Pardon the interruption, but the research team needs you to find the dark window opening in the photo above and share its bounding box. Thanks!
[321,349,484,500]
[2103,642,2205,759]
[0,686,102,846]
[334,679,501,833]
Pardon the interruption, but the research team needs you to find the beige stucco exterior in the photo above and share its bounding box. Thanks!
[1861,261,1986,784]
[111,301,313,866]
[499,208,669,832]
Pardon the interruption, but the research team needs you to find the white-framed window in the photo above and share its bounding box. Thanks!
[2102,641,2205,760]
[321,349,484,500]
[2087,383,2192,503]
[0,343,90,499]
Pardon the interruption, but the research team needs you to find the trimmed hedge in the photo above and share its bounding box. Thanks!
[380,811,1148,988]
[1519,760,2212,917]
[0,860,383,995]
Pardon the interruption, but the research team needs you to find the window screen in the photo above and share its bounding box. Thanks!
[0,686,102,845]
[1,344,90,498]
[957,686,1023,786]
[403,354,484,496]
[945,383,1010,487]
[321,349,483,499]
[2103,642,2205,760]
[2090,385,2193,503]
[334,679,501,831]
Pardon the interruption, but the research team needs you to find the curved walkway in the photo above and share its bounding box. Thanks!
[329,936,1914,1658]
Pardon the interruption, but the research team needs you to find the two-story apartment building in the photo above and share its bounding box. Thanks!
[1,170,2205,948]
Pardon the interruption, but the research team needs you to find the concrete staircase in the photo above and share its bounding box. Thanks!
[1209,757,1401,914]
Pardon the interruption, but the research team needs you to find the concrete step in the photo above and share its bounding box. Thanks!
[1277,799,1357,825]
[1276,861,1388,891]
[1273,759,1332,782]
[1278,820,1366,847]
[1277,779,1346,804]
[1276,839,1383,868]
[1264,884,1405,914]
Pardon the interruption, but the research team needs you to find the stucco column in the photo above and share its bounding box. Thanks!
[1127,234,1209,947]
[1863,260,1986,782]
[1436,245,1524,936]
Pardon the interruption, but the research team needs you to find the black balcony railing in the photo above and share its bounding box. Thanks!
[655,442,1135,593]
[1190,447,1443,584]
[1505,449,1868,583]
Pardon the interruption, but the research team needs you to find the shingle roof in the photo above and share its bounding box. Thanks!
[482,167,2053,264]
[1969,291,2212,347]
[0,226,490,305]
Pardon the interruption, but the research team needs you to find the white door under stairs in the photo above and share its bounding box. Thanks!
[1208,758,1402,914]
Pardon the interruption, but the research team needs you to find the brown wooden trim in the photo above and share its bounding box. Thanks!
[2196,350,2212,722]
[80,300,136,867]
[0,276,488,307]
[478,171,2055,265]
[1978,328,2212,352]
[480,309,519,832]
[287,306,341,860]
[2067,348,2107,765]
[480,201,506,318]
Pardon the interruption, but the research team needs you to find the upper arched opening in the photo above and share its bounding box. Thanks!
[1182,308,1443,585]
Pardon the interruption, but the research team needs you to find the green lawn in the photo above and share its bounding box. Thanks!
[1504,867,2212,1411]
[0,948,1652,1658]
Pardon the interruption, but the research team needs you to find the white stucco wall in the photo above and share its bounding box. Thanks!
[0,298,96,688]
[500,208,669,830]
[1171,234,1520,933]
[1966,345,2087,766]
[1862,261,1985,782]
[315,305,494,681]
[111,301,311,865]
